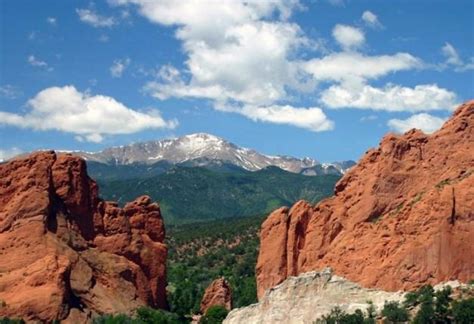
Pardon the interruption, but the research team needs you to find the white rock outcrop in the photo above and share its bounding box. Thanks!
[224,268,406,324]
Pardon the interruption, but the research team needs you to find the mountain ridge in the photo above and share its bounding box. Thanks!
[72,133,354,175]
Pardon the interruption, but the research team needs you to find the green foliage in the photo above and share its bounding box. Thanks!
[408,192,425,207]
[315,307,374,324]
[381,301,409,323]
[199,305,228,324]
[167,215,263,317]
[435,178,451,189]
[93,314,134,324]
[92,308,182,324]
[434,286,452,322]
[0,318,25,324]
[136,307,181,323]
[452,298,474,324]
[95,164,339,224]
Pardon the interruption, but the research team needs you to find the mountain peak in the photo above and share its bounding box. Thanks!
[75,133,353,174]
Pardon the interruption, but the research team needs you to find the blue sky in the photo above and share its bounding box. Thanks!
[0,0,472,162]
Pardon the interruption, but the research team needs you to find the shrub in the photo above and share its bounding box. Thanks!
[434,286,452,322]
[93,308,181,324]
[315,307,374,324]
[452,298,474,324]
[199,305,229,324]
[381,301,409,323]
[0,319,25,324]
[136,307,181,324]
[92,314,134,324]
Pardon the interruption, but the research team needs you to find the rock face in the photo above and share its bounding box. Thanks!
[225,269,406,324]
[200,278,232,314]
[0,151,167,322]
[256,101,474,299]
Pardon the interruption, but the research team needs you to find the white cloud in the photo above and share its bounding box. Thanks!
[361,11,382,28]
[332,24,365,50]
[76,8,116,28]
[388,113,447,134]
[441,42,474,72]
[47,17,57,26]
[111,0,459,129]
[0,85,21,99]
[27,55,52,71]
[0,86,177,142]
[321,83,457,111]
[0,148,23,162]
[441,43,462,66]
[110,58,131,78]
[238,105,334,132]
[303,52,421,83]
[110,1,318,117]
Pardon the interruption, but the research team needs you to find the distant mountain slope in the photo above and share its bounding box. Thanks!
[76,133,354,175]
[96,165,340,224]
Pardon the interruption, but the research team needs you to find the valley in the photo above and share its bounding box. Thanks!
[91,164,340,224]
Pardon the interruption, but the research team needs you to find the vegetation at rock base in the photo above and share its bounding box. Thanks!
[199,305,229,324]
[92,307,181,324]
[315,284,474,324]
[0,319,25,324]
[95,164,339,224]
[381,301,409,323]
[314,307,375,324]
[166,215,264,318]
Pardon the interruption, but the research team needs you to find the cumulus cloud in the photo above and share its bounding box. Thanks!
[332,24,365,50]
[110,58,131,77]
[76,8,116,28]
[361,11,382,28]
[238,105,334,132]
[0,148,23,162]
[303,52,421,83]
[111,0,458,129]
[321,83,457,111]
[388,113,447,134]
[441,42,474,72]
[0,86,177,142]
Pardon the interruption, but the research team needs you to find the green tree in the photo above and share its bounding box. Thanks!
[92,314,134,324]
[434,286,452,322]
[452,298,474,324]
[381,301,409,323]
[413,285,435,324]
[0,319,25,324]
[136,307,181,324]
[199,305,229,324]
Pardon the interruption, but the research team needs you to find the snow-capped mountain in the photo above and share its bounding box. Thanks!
[76,133,353,174]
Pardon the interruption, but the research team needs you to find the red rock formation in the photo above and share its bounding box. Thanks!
[0,152,167,322]
[200,278,232,314]
[257,101,474,299]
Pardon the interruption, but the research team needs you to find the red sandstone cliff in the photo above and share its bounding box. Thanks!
[200,278,232,314]
[256,101,474,299]
[0,152,167,322]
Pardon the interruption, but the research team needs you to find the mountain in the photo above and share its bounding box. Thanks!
[0,151,167,322]
[96,165,340,224]
[256,101,474,299]
[75,133,354,175]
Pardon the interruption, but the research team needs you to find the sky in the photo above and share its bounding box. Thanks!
[0,0,473,162]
